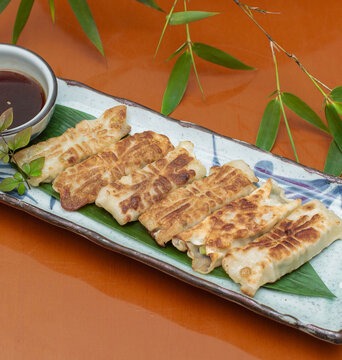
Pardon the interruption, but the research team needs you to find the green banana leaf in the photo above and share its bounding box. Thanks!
[34,104,336,299]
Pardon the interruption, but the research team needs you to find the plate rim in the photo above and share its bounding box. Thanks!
[0,77,341,344]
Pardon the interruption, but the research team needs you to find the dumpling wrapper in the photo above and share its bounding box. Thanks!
[14,106,130,186]
[139,160,258,246]
[173,179,301,274]
[222,200,342,297]
[52,131,174,211]
[95,141,206,225]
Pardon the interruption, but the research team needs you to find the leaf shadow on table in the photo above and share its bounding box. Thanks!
[0,203,341,359]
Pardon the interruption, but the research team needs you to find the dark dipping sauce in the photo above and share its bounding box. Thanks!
[0,71,45,129]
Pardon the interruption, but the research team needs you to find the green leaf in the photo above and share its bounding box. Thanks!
[0,0,10,15]
[1,154,9,163]
[29,170,41,177]
[22,162,30,175]
[68,0,104,56]
[166,42,187,62]
[32,105,95,143]
[0,143,8,157]
[29,157,45,175]
[0,107,13,131]
[136,0,164,12]
[169,11,219,25]
[13,172,23,181]
[33,104,334,298]
[281,92,329,133]
[255,98,281,151]
[192,42,255,71]
[325,103,342,152]
[7,141,14,151]
[14,127,32,150]
[324,140,342,176]
[17,182,26,195]
[161,51,192,116]
[12,0,34,44]
[49,0,55,23]
[264,262,335,298]
[268,90,278,98]
[330,86,342,102]
[332,102,342,117]
[0,177,19,192]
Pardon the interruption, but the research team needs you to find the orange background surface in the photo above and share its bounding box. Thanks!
[1,0,342,358]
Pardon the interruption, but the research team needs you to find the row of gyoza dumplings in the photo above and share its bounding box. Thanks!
[14,106,342,297]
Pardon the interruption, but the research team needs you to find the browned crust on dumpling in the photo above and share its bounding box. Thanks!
[238,213,322,261]
[172,179,301,275]
[117,152,197,217]
[53,131,174,210]
[14,105,130,186]
[95,141,206,225]
[222,199,342,297]
[139,162,257,246]
[174,179,277,249]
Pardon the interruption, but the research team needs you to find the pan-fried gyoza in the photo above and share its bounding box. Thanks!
[172,179,301,274]
[14,106,130,186]
[139,160,258,246]
[52,131,174,211]
[10,102,341,299]
[95,141,206,225]
[222,200,342,297]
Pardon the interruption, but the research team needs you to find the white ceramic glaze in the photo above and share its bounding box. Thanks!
[0,44,57,142]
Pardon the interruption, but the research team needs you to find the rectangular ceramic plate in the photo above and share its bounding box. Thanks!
[1,78,342,344]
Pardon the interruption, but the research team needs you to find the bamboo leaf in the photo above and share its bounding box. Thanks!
[264,262,335,298]
[281,92,329,133]
[169,11,219,25]
[192,42,255,70]
[34,104,335,298]
[161,51,192,116]
[324,140,342,176]
[0,0,10,15]
[49,0,55,23]
[14,127,31,150]
[68,0,104,56]
[255,98,281,151]
[0,107,13,131]
[330,86,342,102]
[136,0,164,12]
[333,102,342,117]
[268,90,277,98]
[32,105,95,143]
[0,177,19,192]
[12,0,34,44]
[325,103,342,152]
[166,42,187,62]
